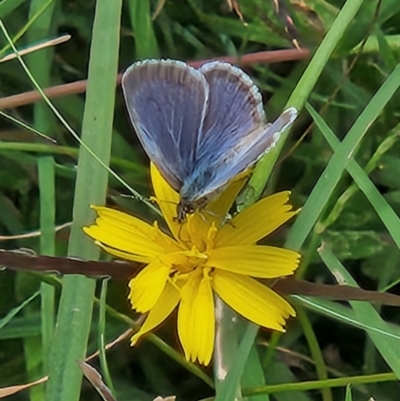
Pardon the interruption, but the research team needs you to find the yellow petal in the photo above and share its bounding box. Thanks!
[150,163,184,241]
[184,212,209,251]
[205,170,250,225]
[84,224,163,260]
[151,164,250,247]
[215,192,298,247]
[129,260,170,313]
[94,242,150,264]
[90,206,160,242]
[207,245,300,278]
[178,270,215,365]
[94,206,182,252]
[84,207,181,260]
[212,270,295,331]
[131,282,180,345]
[186,171,251,243]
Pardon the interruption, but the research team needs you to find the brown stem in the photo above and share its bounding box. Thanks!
[0,48,310,110]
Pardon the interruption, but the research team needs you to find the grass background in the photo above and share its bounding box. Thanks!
[1,0,400,401]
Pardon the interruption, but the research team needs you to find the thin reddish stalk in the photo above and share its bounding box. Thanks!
[0,48,309,109]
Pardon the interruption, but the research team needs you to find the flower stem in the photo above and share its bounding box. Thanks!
[214,296,242,400]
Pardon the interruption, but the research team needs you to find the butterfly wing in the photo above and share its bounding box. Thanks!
[180,61,298,202]
[122,59,209,191]
[182,107,298,201]
[197,61,266,162]
[202,107,297,198]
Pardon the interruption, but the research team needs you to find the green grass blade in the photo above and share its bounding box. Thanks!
[24,2,57,398]
[98,279,115,395]
[216,1,370,396]
[25,0,58,377]
[38,157,56,370]
[0,292,39,329]
[0,28,156,214]
[243,373,396,397]
[307,103,400,250]
[0,0,25,18]
[0,0,55,58]
[297,306,332,401]
[214,324,258,401]
[319,246,400,378]
[241,347,270,401]
[213,299,242,399]
[345,385,353,401]
[44,1,123,401]
[287,62,400,250]
[294,296,400,340]
[320,122,400,229]
[127,0,159,59]
[241,0,366,208]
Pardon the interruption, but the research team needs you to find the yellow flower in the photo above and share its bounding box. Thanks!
[84,164,300,365]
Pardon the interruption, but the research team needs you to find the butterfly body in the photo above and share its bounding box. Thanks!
[122,59,298,222]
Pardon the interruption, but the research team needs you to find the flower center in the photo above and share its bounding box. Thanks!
[182,218,218,252]
[170,245,209,275]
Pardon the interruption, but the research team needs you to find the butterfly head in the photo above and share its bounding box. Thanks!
[176,196,209,223]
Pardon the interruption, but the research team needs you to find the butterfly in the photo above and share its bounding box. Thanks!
[121,59,298,222]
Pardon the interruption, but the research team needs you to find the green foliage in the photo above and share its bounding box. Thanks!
[1,0,400,401]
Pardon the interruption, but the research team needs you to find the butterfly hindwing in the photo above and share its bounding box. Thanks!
[183,108,297,201]
[181,60,298,202]
[196,61,266,162]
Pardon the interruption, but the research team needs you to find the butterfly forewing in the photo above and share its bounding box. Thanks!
[122,60,209,191]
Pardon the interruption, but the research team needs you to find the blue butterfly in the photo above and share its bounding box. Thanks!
[122,59,298,222]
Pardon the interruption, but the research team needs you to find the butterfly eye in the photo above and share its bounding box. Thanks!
[183,204,195,214]
[175,200,195,223]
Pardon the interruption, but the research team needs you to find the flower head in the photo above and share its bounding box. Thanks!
[84,164,300,365]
